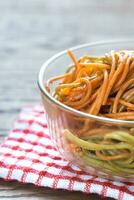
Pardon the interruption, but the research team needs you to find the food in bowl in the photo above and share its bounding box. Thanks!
[47,49,134,119]
[38,41,134,182]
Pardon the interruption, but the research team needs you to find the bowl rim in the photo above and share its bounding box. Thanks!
[38,39,134,126]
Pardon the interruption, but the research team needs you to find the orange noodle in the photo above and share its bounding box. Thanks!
[46,50,134,177]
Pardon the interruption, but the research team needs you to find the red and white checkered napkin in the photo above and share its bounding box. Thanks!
[0,105,134,200]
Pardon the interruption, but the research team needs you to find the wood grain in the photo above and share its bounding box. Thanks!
[0,0,134,199]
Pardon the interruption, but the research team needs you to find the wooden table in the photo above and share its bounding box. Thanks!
[0,0,133,199]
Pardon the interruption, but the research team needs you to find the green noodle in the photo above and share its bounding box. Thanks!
[65,129,134,176]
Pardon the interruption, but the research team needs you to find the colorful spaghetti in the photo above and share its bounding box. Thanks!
[46,49,134,177]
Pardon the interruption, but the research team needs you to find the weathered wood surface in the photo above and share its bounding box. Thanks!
[0,0,134,199]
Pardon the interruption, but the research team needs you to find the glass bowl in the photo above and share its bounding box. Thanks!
[38,40,134,182]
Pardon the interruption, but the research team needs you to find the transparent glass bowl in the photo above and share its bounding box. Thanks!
[38,40,134,182]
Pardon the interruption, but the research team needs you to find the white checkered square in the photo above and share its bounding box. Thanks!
[11,169,24,180]
[0,167,9,178]
[25,173,39,184]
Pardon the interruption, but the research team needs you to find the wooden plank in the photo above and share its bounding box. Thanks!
[0,135,6,144]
